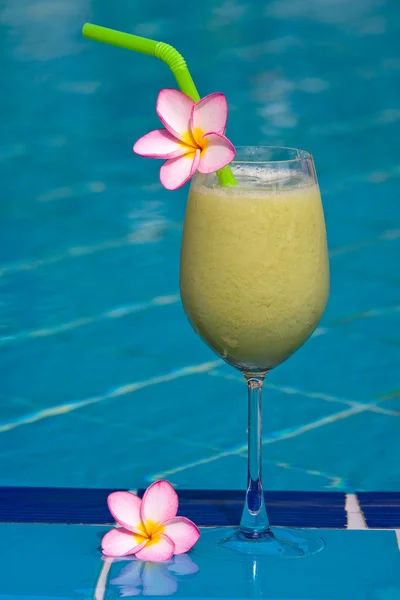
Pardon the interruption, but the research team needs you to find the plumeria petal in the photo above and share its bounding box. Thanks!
[142,563,178,595]
[168,554,200,576]
[156,89,195,144]
[107,491,146,535]
[101,528,147,557]
[198,132,236,174]
[133,129,189,159]
[135,533,175,562]
[190,93,228,144]
[160,517,200,555]
[159,150,200,190]
[140,480,179,528]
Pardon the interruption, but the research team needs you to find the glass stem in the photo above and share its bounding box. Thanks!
[239,376,270,537]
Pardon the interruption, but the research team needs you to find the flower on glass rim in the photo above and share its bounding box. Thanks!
[101,480,200,562]
[133,88,236,190]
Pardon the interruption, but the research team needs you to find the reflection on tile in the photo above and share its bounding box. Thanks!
[108,554,199,597]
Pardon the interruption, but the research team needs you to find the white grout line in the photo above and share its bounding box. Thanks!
[345,493,368,529]
[311,304,400,342]
[95,557,112,600]
[210,370,399,417]
[0,294,180,346]
[311,327,329,338]
[1,228,398,280]
[0,235,134,278]
[152,405,364,479]
[7,299,398,352]
[152,400,390,481]
[36,181,106,203]
[263,383,399,416]
[0,360,221,434]
[328,228,400,257]
[331,305,400,326]
[262,405,370,443]
[151,450,234,481]
[95,490,139,598]
[329,240,377,257]
[235,455,346,489]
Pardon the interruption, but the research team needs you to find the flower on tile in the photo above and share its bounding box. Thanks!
[133,88,236,190]
[101,480,200,562]
[110,553,199,596]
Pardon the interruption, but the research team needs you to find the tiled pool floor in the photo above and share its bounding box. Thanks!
[1,0,400,493]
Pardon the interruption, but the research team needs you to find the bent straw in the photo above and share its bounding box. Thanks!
[82,23,237,186]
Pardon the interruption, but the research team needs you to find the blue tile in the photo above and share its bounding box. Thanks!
[361,509,400,528]
[358,492,400,505]
[0,487,114,525]
[0,487,347,528]
[0,523,106,598]
[90,366,344,451]
[169,451,346,493]
[383,397,400,415]
[273,327,400,402]
[324,270,399,323]
[106,529,399,599]
[2,525,394,600]
[324,211,382,250]
[0,407,217,488]
[264,411,400,492]
[333,236,400,280]
[358,492,400,527]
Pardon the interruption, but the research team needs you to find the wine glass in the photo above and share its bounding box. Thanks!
[180,147,330,558]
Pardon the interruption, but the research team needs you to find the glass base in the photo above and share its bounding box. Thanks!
[192,527,325,561]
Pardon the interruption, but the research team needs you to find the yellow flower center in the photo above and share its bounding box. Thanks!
[132,519,164,545]
[144,519,162,538]
[181,127,207,153]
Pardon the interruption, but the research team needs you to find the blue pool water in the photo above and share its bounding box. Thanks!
[1,0,400,494]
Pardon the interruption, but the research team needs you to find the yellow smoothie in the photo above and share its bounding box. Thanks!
[180,170,329,372]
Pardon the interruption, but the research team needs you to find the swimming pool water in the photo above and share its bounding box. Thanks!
[0,0,399,492]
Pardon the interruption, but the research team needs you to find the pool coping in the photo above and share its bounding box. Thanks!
[1,487,399,529]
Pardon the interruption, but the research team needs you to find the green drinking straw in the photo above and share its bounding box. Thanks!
[82,23,237,187]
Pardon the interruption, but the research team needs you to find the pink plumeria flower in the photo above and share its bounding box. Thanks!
[133,88,236,190]
[101,480,200,562]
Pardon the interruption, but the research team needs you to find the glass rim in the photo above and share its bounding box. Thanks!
[232,146,313,165]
